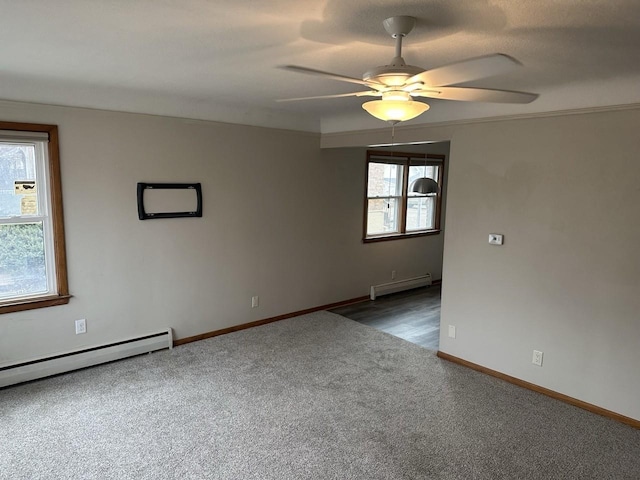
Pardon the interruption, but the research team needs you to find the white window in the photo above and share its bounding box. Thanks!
[0,123,69,313]
[364,150,444,241]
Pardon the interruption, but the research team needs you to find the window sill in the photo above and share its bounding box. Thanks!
[0,294,72,314]
[363,230,441,243]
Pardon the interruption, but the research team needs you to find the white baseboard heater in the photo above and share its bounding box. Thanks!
[370,273,432,300]
[0,328,173,388]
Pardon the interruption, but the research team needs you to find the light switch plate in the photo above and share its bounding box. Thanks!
[489,234,504,245]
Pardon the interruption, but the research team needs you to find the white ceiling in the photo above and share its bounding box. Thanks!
[1,0,639,133]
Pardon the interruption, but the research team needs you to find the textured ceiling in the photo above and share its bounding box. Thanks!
[0,0,639,133]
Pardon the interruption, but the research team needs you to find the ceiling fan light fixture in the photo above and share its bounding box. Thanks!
[362,99,429,124]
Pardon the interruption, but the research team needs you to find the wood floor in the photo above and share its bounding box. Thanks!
[330,284,441,350]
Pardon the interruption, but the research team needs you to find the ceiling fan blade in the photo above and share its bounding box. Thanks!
[276,91,380,102]
[407,54,521,87]
[412,86,538,103]
[280,65,384,88]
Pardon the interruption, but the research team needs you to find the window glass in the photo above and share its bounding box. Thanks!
[0,223,47,300]
[367,197,400,235]
[0,144,38,217]
[367,162,403,197]
[0,141,51,301]
[406,196,436,231]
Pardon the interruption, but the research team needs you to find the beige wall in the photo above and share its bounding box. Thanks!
[325,106,640,421]
[0,101,446,366]
[439,109,640,421]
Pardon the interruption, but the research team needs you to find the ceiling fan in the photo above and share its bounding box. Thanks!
[279,16,538,124]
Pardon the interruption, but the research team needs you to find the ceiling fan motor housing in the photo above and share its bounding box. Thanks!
[364,61,424,87]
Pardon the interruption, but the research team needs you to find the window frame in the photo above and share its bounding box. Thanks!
[363,150,445,243]
[0,121,70,314]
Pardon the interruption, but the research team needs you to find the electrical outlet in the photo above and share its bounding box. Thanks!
[448,325,456,338]
[251,296,259,308]
[391,270,396,280]
[532,350,543,366]
[75,319,86,335]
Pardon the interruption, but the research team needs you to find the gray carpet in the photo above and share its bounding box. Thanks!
[1,312,639,479]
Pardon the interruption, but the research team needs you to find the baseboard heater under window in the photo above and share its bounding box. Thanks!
[0,328,173,388]
[370,273,432,300]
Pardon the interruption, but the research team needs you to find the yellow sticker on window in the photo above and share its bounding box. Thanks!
[21,196,37,215]
[15,180,37,195]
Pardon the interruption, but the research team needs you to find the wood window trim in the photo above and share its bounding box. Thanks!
[364,150,445,243]
[0,121,70,314]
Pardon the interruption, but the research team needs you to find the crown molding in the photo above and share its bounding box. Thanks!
[320,102,640,148]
